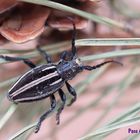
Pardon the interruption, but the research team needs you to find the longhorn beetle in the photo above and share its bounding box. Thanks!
[0,19,122,133]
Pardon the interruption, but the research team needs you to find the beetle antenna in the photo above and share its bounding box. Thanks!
[67,17,77,58]
[83,60,123,70]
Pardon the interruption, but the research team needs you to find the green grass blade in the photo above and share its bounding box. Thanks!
[0,104,17,130]
[19,0,125,30]
[0,77,19,88]
[9,123,37,140]
[81,49,140,62]
[1,38,140,56]
[1,48,140,64]
[76,38,140,46]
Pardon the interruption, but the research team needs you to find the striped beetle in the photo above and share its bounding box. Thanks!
[0,20,122,133]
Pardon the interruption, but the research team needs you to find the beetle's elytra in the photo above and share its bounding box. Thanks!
[0,19,122,133]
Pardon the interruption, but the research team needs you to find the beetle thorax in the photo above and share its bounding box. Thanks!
[57,58,83,81]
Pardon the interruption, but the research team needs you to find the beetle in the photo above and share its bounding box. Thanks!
[0,19,122,133]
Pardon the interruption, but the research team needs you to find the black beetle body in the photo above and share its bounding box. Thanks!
[8,57,83,103]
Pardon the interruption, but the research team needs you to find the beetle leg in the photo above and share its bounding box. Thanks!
[83,60,123,71]
[60,51,68,60]
[0,55,36,68]
[36,46,52,63]
[34,95,56,133]
[56,89,66,125]
[65,81,77,106]
[71,19,77,58]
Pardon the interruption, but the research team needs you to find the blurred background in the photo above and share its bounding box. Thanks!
[0,0,140,140]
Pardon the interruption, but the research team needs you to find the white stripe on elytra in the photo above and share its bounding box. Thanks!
[14,81,64,102]
[9,70,31,93]
[13,90,53,102]
[42,66,56,71]
[14,80,64,102]
[50,78,62,86]
[9,66,56,93]
[10,71,59,97]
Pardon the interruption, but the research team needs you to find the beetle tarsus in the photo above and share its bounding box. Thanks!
[35,95,56,133]
[56,89,66,125]
[34,122,41,133]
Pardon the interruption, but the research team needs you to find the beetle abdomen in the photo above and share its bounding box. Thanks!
[8,64,64,103]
